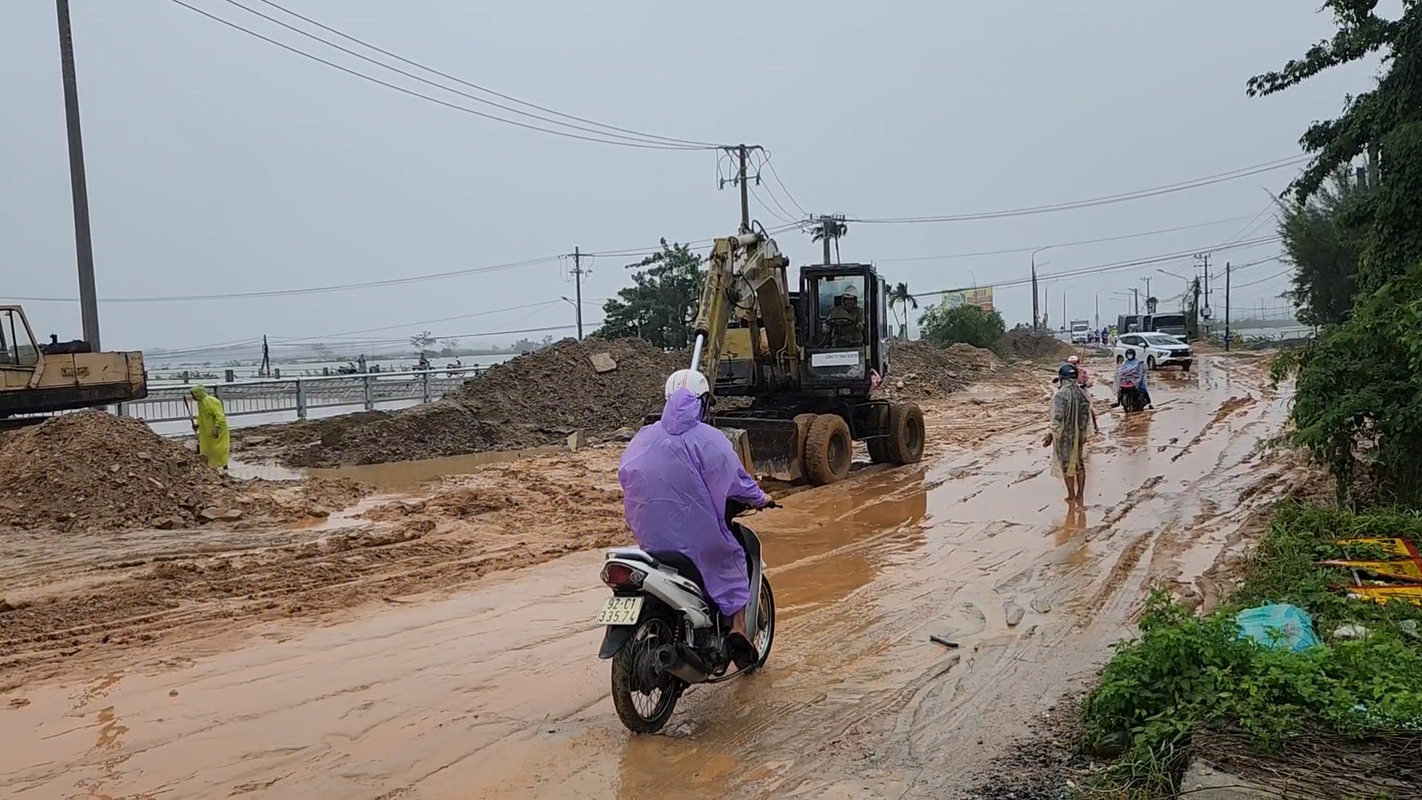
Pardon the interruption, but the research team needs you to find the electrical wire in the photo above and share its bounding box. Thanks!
[215,0,720,149]
[163,0,715,151]
[874,214,1261,263]
[750,151,802,223]
[245,0,722,149]
[761,152,807,218]
[11,256,562,304]
[1228,266,1294,291]
[849,156,1310,224]
[918,236,1281,296]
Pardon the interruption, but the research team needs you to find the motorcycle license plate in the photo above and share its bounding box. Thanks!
[596,596,644,625]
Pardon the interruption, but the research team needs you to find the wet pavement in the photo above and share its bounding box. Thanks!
[1,355,1305,799]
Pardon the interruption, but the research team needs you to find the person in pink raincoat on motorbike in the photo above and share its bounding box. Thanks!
[618,369,775,669]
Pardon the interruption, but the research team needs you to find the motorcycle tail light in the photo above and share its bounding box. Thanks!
[601,563,646,589]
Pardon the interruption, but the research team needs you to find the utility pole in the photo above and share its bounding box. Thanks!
[1140,277,1152,314]
[1031,266,1039,330]
[1194,252,1212,335]
[1132,287,1140,316]
[1094,293,1099,329]
[1030,247,1050,331]
[719,144,764,232]
[56,0,100,349]
[567,247,590,339]
[1224,261,1232,351]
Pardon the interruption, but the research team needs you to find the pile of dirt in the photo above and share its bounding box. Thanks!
[881,340,1002,399]
[0,411,367,533]
[1004,329,1072,360]
[234,337,683,468]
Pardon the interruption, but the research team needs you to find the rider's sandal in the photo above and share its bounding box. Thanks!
[728,632,759,670]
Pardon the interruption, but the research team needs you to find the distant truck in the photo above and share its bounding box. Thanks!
[1142,312,1189,339]
[1117,314,1142,335]
[1069,319,1092,344]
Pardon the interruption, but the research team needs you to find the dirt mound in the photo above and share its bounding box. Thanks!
[0,411,367,533]
[1004,329,1072,360]
[235,338,683,468]
[880,340,1002,399]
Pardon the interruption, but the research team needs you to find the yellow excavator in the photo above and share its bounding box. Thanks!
[0,304,148,422]
[659,227,925,486]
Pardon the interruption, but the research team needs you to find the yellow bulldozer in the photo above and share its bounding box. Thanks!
[0,304,148,422]
[652,228,925,486]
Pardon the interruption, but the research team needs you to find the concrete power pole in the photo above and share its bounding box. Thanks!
[1224,261,1232,351]
[567,247,590,339]
[56,0,100,349]
[719,144,764,232]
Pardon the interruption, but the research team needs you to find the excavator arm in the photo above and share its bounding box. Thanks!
[689,231,797,385]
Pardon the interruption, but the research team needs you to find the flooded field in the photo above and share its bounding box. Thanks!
[0,353,1307,799]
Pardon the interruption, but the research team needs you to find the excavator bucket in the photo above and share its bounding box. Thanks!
[639,409,816,483]
[710,414,817,483]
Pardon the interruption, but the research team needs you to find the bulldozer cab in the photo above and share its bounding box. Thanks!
[0,307,40,371]
[799,265,890,394]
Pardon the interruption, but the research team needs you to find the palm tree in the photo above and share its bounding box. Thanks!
[888,282,918,339]
[809,215,848,264]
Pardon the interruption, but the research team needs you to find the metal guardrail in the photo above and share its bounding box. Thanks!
[118,369,476,424]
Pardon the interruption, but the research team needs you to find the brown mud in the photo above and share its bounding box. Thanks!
[232,338,1001,468]
[0,353,1309,799]
[0,411,368,533]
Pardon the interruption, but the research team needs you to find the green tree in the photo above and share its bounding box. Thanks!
[597,239,704,349]
[918,303,1006,350]
[887,282,918,338]
[809,215,848,264]
[1275,163,1372,326]
[1254,2,1422,502]
[410,331,436,353]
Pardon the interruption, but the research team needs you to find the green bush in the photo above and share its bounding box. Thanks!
[917,304,1006,351]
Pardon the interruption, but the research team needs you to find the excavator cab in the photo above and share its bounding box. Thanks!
[798,265,891,394]
[0,305,148,420]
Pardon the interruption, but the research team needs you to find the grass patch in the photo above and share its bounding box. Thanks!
[1079,502,1422,798]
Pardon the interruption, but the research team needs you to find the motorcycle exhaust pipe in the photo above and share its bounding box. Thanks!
[654,644,709,684]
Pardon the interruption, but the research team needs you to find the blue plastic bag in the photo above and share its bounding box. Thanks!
[1235,603,1320,652]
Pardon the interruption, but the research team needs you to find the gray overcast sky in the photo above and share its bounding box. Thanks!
[2,0,1377,351]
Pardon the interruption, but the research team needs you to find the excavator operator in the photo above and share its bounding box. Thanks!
[822,285,866,347]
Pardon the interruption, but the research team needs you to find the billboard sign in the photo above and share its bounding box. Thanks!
[942,286,994,312]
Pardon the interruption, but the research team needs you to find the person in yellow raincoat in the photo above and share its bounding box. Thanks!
[1042,363,1097,504]
[190,385,230,469]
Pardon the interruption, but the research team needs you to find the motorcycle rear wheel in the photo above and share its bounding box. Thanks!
[611,616,682,734]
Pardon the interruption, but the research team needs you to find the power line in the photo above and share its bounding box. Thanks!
[1229,266,1293,291]
[875,214,1261,264]
[11,255,561,304]
[761,152,807,217]
[213,0,720,150]
[244,0,722,149]
[163,0,715,151]
[849,156,1309,224]
[918,236,1281,296]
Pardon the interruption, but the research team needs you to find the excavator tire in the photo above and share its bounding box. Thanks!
[886,402,926,465]
[867,436,893,464]
[804,413,853,486]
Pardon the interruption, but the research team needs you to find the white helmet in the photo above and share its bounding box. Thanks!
[842,285,859,298]
[665,369,711,399]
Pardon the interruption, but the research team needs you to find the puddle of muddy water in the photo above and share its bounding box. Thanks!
[308,445,569,491]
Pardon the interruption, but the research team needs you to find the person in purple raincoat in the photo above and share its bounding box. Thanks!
[618,369,774,669]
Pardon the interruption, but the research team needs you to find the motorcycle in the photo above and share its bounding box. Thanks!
[595,499,776,733]
[1118,380,1147,413]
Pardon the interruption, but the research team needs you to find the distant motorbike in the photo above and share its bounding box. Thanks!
[595,499,776,733]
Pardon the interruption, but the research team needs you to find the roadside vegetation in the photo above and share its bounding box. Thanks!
[1082,504,1422,798]
[1079,3,1422,796]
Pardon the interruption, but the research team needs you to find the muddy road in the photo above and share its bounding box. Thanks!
[1,354,1307,799]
